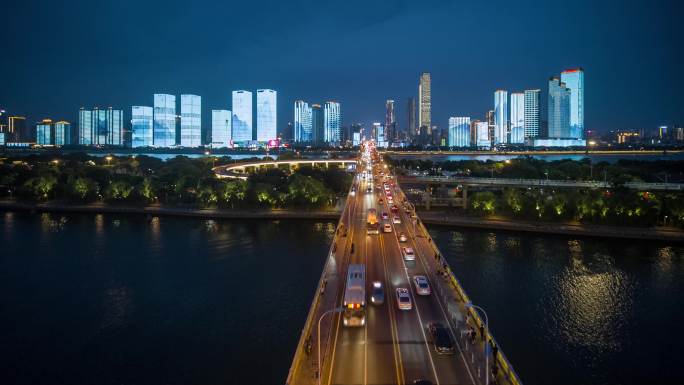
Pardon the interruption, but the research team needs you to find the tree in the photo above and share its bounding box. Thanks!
[470,191,496,215]
[67,177,98,201]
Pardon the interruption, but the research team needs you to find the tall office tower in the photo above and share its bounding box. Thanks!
[256,89,277,142]
[351,123,362,146]
[9,116,28,142]
[486,110,495,145]
[494,90,508,144]
[294,100,312,142]
[180,94,201,147]
[153,94,176,147]
[54,121,71,145]
[510,92,525,144]
[79,107,123,146]
[476,121,491,148]
[385,99,396,143]
[324,101,341,144]
[78,108,93,145]
[232,90,253,143]
[407,97,416,140]
[561,68,584,139]
[311,104,324,146]
[211,110,232,148]
[36,119,53,145]
[372,122,387,147]
[131,106,153,148]
[523,89,541,138]
[548,77,571,138]
[448,117,471,147]
[470,119,480,145]
[418,72,431,139]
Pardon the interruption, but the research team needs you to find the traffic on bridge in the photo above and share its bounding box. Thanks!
[287,142,522,385]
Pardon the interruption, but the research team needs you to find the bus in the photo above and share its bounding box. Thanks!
[343,264,366,327]
[367,208,379,235]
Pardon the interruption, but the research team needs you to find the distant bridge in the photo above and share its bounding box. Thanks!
[213,159,357,179]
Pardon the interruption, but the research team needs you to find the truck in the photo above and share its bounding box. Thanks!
[343,264,366,327]
[366,208,379,235]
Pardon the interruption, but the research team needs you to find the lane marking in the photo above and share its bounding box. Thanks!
[378,227,405,385]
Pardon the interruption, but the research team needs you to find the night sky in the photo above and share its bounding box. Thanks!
[2,0,682,134]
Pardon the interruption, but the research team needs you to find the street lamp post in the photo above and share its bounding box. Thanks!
[466,302,490,385]
[318,307,344,385]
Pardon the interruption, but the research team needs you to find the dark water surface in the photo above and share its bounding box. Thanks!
[1,211,682,385]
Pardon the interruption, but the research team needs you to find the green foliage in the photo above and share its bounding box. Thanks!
[470,191,496,215]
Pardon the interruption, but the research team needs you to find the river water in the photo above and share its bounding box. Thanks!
[0,211,682,385]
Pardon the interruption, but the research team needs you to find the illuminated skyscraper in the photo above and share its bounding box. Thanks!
[294,100,312,142]
[232,90,252,143]
[494,90,508,144]
[523,89,540,138]
[312,104,324,145]
[36,119,53,145]
[548,77,571,138]
[510,93,524,144]
[131,106,153,148]
[9,116,28,142]
[180,94,201,147]
[153,94,176,147]
[385,99,395,143]
[448,117,470,147]
[79,107,123,146]
[54,121,71,145]
[476,121,491,148]
[418,72,431,138]
[324,101,341,144]
[561,68,584,139]
[211,110,232,147]
[256,89,277,142]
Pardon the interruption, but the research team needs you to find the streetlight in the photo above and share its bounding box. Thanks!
[465,302,490,385]
[105,156,113,165]
[318,307,344,385]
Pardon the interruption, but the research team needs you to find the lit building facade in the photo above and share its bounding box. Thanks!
[131,106,153,148]
[180,94,202,147]
[79,107,123,146]
[211,110,232,147]
[407,97,416,139]
[418,72,431,136]
[560,68,584,139]
[232,90,253,143]
[548,77,571,138]
[311,104,324,146]
[494,90,508,144]
[385,99,395,144]
[256,89,277,142]
[294,100,312,142]
[153,94,176,147]
[448,117,470,147]
[523,89,540,138]
[9,116,29,142]
[36,119,53,145]
[476,121,491,148]
[324,101,341,144]
[54,121,71,145]
[510,92,525,144]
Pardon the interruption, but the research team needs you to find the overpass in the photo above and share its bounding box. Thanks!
[286,154,523,385]
[213,159,357,180]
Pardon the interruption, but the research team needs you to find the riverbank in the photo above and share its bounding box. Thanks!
[0,200,342,220]
[418,211,684,242]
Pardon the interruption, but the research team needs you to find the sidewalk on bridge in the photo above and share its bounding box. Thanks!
[418,211,684,242]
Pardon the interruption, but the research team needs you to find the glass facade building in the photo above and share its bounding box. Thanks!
[311,104,324,146]
[180,94,201,147]
[256,89,277,142]
[548,77,571,138]
[494,90,508,144]
[79,107,123,146]
[448,117,470,147]
[153,94,176,147]
[294,100,312,142]
[523,89,540,138]
[232,90,253,143]
[324,101,341,144]
[418,72,431,133]
[54,121,71,145]
[36,119,53,145]
[476,121,491,148]
[131,106,153,148]
[561,68,584,139]
[211,110,232,147]
[510,93,525,144]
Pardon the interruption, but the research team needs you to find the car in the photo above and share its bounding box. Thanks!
[383,223,393,233]
[371,281,384,305]
[393,216,401,224]
[402,247,415,261]
[378,197,384,204]
[413,276,431,295]
[350,187,356,196]
[428,323,455,354]
[366,187,372,193]
[399,233,408,242]
[381,211,389,220]
[390,205,399,213]
[387,197,394,204]
[395,288,412,310]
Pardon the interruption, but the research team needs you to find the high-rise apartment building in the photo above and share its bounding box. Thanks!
[8,116,28,142]
[211,110,232,148]
[510,92,525,144]
[385,99,395,144]
[418,72,431,137]
[294,100,312,142]
[79,107,123,146]
[494,90,508,144]
[256,89,277,142]
[36,119,53,145]
[476,121,491,148]
[548,77,571,138]
[180,94,201,147]
[324,101,341,144]
[312,104,324,146]
[561,68,584,139]
[131,106,153,148]
[523,89,540,139]
[448,117,471,147]
[153,94,176,147]
[486,110,495,145]
[232,90,253,143]
[54,121,71,145]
